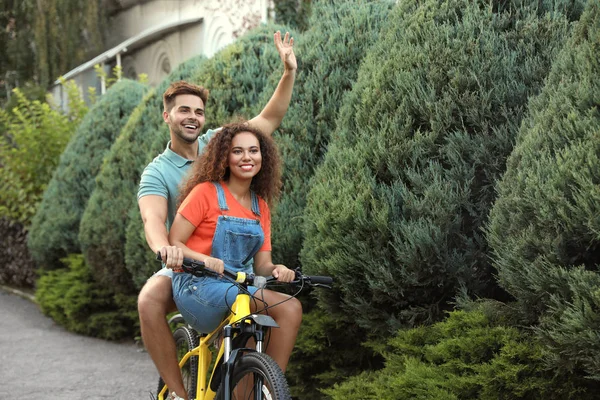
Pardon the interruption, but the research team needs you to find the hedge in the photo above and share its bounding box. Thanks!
[258,0,394,270]
[301,0,573,335]
[487,0,600,379]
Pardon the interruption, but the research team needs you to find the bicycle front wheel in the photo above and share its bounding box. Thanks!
[157,326,199,399]
[215,352,290,400]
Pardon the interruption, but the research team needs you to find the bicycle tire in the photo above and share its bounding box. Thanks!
[157,326,199,399]
[215,352,291,400]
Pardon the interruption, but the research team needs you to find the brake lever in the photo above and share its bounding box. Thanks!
[312,284,332,289]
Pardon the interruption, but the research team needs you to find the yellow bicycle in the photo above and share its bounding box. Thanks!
[156,255,333,400]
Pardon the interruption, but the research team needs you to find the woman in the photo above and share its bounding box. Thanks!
[168,122,301,375]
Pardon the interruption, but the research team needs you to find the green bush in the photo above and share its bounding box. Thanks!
[36,254,138,340]
[261,0,394,269]
[325,308,595,400]
[79,55,206,293]
[124,24,293,288]
[28,79,147,271]
[301,0,573,335]
[487,0,600,379]
[287,306,383,399]
[0,80,87,225]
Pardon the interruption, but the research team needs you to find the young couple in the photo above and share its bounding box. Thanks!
[137,32,299,400]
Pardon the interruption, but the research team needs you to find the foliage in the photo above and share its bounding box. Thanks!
[287,305,383,399]
[31,0,106,87]
[27,79,147,272]
[0,0,36,106]
[35,254,138,340]
[487,0,600,379]
[324,308,596,399]
[301,0,575,336]
[124,24,292,288]
[79,55,207,292]
[94,64,124,89]
[0,217,35,288]
[272,0,312,31]
[0,80,87,225]
[262,0,394,269]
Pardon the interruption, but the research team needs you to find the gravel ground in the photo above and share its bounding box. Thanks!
[0,289,159,399]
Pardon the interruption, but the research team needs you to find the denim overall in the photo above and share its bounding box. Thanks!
[172,182,264,333]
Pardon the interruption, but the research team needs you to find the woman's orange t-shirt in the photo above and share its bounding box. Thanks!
[177,181,271,256]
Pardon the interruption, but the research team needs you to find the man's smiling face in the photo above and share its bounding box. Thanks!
[165,94,205,144]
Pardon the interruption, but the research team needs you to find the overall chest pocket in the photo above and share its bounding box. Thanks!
[223,229,263,265]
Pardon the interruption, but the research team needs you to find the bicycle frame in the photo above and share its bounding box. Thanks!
[157,283,278,400]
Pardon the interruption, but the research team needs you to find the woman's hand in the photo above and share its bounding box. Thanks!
[204,257,225,274]
[272,264,295,282]
[274,31,296,72]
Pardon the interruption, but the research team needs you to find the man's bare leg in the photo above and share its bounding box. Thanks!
[138,275,188,399]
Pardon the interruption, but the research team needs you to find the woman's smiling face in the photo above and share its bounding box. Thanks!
[228,131,262,181]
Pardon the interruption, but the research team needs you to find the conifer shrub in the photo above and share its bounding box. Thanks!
[324,308,595,400]
[487,1,600,379]
[257,0,394,269]
[302,0,573,335]
[78,55,206,293]
[35,254,138,340]
[287,307,383,399]
[124,24,293,287]
[28,79,147,272]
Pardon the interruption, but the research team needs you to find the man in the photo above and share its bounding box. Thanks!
[137,31,297,400]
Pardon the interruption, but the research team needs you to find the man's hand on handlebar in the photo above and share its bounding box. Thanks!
[272,264,295,282]
[158,246,184,271]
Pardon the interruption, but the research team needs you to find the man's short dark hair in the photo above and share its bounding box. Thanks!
[163,81,209,112]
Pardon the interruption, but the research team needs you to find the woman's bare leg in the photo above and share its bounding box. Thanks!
[251,289,302,372]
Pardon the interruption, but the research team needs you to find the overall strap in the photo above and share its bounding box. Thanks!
[251,191,261,217]
[212,182,229,211]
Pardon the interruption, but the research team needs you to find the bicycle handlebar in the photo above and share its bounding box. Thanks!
[156,252,333,289]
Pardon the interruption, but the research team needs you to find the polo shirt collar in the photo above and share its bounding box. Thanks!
[163,140,200,167]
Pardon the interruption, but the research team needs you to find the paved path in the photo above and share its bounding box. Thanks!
[0,289,158,399]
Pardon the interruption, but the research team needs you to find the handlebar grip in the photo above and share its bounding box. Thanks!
[306,276,333,285]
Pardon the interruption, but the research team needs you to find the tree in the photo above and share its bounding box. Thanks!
[301,0,575,336]
[487,0,600,379]
[31,0,106,88]
[28,79,147,271]
[0,0,36,106]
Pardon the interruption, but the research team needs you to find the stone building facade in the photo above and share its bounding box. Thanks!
[51,0,272,107]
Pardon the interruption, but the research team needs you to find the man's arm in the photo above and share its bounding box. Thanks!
[248,31,297,136]
[139,195,183,268]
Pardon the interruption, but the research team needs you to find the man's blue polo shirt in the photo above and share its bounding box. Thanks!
[138,128,218,231]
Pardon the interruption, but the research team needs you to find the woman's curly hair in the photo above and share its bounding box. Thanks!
[178,122,282,206]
